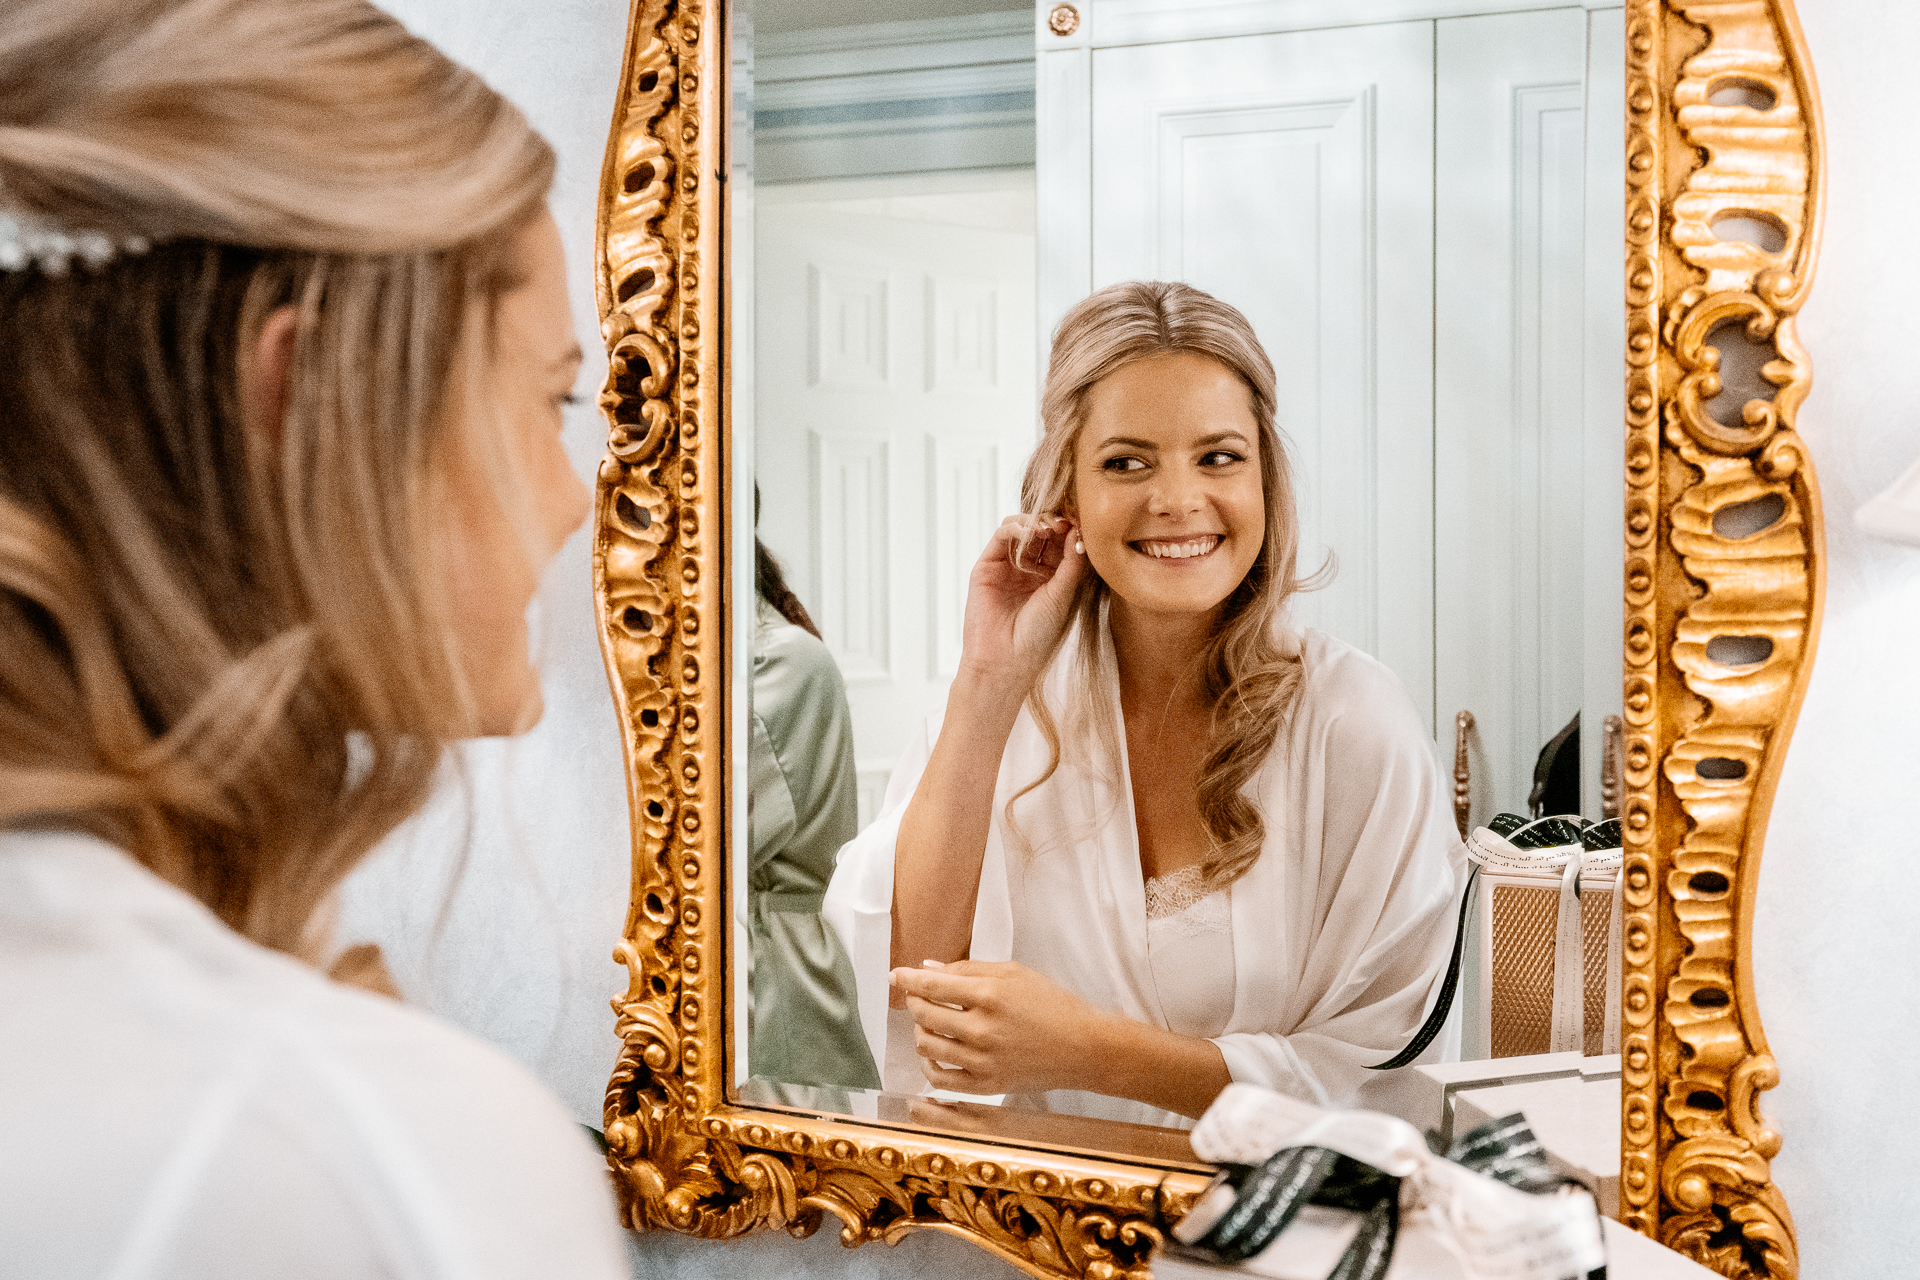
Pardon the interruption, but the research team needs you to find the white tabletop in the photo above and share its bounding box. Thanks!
[1155,1056,1713,1279]
[1151,1214,1717,1280]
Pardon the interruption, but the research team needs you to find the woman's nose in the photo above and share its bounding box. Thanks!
[1147,470,1206,517]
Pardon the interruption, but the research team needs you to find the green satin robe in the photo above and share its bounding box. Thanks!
[747,600,881,1090]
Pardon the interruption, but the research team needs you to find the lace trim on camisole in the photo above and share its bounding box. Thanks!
[1144,865,1231,939]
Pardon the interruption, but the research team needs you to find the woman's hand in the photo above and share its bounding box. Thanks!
[889,959,1236,1117]
[890,959,1107,1096]
[958,515,1088,697]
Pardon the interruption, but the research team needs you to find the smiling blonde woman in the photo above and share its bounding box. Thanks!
[824,281,1465,1129]
[0,1,625,1274]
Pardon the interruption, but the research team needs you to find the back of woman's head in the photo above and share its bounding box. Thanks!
[0,0,556,952]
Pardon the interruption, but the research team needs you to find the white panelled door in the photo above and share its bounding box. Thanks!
[1087,22,1437,731]
[755,178,1037,825]
[1434,8,1621,823]
[1041,6,1624,815]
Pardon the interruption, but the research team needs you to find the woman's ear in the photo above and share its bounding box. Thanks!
[243,304,300,447]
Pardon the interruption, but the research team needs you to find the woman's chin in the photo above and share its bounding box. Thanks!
[468,671,545,738]
[1106,576,1241,622]
[499,689,546,737]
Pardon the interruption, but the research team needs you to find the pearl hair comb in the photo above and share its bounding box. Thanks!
[0,210,150,276]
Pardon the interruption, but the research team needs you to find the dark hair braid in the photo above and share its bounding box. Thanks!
[754,538,820,639]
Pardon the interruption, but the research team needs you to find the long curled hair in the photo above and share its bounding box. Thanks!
[1013,281,1317,889]
[0,0,555,955]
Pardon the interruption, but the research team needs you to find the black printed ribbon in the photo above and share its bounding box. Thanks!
[1181,1114,1606,1280]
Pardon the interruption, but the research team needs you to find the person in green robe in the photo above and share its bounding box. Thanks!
[746,526,882,1091]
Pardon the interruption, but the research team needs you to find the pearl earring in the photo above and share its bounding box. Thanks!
[1074,540,1084,553]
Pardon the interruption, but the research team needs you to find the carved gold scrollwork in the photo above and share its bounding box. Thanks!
[1667,291,1808,456]
[1622,2,1823,1275]
[594,0,732,1239]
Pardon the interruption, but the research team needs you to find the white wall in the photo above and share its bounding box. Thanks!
[1753,4,1920,1275]
[340,2,1918,1278]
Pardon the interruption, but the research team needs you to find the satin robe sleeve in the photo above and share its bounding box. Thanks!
[820,707,940,1088]
[746,612,881,1091]
[822,700,1021,1092]
[1208,639,1466,1116]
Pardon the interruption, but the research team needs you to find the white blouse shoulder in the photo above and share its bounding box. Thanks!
[0,831,629,1280]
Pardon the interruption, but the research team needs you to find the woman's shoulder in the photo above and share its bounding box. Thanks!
[753,603,857,775]
[755,602,850,698]
[0,829,584,1126]
[1290,628,1430,759]
[0,831,625,1278]
[1293,627,1413,706]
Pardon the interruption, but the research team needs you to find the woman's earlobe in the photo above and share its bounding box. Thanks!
[243,304,301,447]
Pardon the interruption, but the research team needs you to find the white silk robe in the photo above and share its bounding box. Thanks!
[822,622,1467,1128]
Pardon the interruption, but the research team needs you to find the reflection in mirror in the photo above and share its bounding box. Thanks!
[735,1075,1208,1167]
[734,0,1627,1148]
[745,485,881,1091]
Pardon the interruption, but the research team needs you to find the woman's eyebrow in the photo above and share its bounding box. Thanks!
[1094,435,1159,451]
[1195,430,1252,448]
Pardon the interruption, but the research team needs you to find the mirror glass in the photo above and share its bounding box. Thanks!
[731,0,1626,1159]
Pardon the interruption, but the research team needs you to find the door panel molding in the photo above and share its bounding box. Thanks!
[1093,22,1434,727]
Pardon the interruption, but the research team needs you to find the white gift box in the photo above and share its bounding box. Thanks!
[1164,1084,1608,1280]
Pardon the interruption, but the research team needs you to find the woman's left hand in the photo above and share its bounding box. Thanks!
[889,960,1110,1096]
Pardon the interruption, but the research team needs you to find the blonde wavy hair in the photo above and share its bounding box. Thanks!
[0,0,555,955]
[1014,281,1316,889]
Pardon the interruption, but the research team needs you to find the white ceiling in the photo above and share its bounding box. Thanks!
[754,0,1031,37]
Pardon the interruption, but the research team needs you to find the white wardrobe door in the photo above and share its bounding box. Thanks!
[1089,22,1436,729]
[1433,7,1593,821]
[1579,9,1627,823]
[756,191,1037,825]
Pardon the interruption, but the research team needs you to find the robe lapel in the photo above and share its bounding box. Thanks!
[1094,615,1167,1030]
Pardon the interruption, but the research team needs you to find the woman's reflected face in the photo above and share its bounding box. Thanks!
[1071,351,1265,622]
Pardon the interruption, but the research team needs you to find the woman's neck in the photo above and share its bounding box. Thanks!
[1108,596,1219,716]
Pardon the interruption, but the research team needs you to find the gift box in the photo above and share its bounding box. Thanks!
[1160,1084,1608,1280]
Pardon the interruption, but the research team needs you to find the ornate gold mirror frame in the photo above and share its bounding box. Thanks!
[589,2,1825,1276]
[1619,2,1821,1276]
